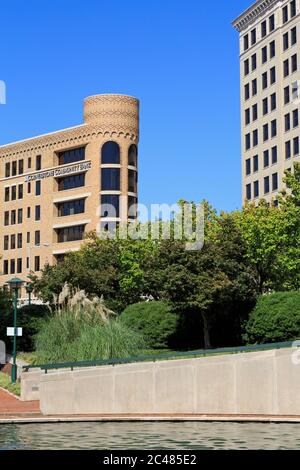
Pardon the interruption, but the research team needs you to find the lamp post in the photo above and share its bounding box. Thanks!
[25,282,34,306]
[5,277,24,383]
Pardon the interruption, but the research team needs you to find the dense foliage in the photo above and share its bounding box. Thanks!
[244,291,300,344]
[121,301,179,349]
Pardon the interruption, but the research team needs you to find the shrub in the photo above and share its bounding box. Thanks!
[243,291,300,344]
[34,309,145,363]
[120,301,179,349]
[15,304,50,352]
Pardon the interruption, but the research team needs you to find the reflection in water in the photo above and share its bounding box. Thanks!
[0,422,300,450]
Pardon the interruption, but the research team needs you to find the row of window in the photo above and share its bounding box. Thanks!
[2,256,40,275]
[246,173,279,200]
[243,1,297,52]
[101,142,138,166]
[244,67,276,100]
[5,155,41,178]
[246,147,278,175]
[245,93,277,124]
[245,119,278,151]
[283,53,298,77]
[4,181,41,202]
[283,25,298,50]
[285,137,300,158]
[244,40,276,75]
[4,205,40,226]
[3,231,40,250]
[285,108,299,130]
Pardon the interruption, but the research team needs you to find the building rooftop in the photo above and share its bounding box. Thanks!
[232,0,278,32]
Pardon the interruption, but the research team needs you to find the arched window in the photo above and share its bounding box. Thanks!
[128,144,138,167]
[101,141,120,164]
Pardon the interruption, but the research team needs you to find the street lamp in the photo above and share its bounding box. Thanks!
[25,282,34,306]
[5,277,24,383]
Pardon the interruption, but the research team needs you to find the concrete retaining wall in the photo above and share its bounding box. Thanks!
[22,347,300,415]
[21,369,41,401]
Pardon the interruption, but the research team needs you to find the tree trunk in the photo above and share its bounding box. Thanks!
[201,312,212,349]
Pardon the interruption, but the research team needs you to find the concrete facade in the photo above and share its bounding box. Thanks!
[0,94,139,297]
[21,347,300,416]
[233,0,300,204]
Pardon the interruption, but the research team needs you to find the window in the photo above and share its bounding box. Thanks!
[263,124,269,141]
[244,59,249,76]
[101,141,120,164]
[251,54,257,71]
[246,184,251,201]
[10,259,15,275]
[5,162,10,178]
[17,233,22,249]
[291,27,297,45]
[17,258,22,274]
[35,231,40,246]
[11,210,16,225]
[34,256,40,272]
[4,187,9,202]
[18,160,24,175]
[272,173,278,191]
[101,195,120,218]
[283,32,289,50]
[261,20,267,38]
[4,211,9,226]
[262,72,268,89]
[18,184,23,199]
[253,155,259,172]
[264,150,269,167]
[269,14,275,31]
[294,136,299,155]
[27,182,31,194]
[36,155,41,171]
[284,59,289,77]
[245,108,250,125]
[128,169,138,192]
[128,144,138,167]
[27,207,31,218]
[254,180,259,198]
[252,79,257,96]
[58,147,85,166]
[293,109,299,127]
[291,0,296,18]
[264,176,270,194]
[35,205,41,221]
[35,180,41,196]
[27,232,30,244]
[252,104,258,121]
[291,54,297,73]
[285,113,291,131]
[12,161,17,176]
[57,225,85,243]
[270,93,276,111]
[11,186,16,201]
[10,235,16,250]
[245,134,251,151]
[270,40,276,58]
[246,158,251,175]
[18,208,23,224]
[245,84,250,100]
[271,119,277,137]
[28,157,32,169]
[57,173,85,191]
[128,196,138,219]
[4,236,9,251]
[283,5,288,23]
[270,66,276,84]
[284,86,290,104]
[263,97,268,115]
[57,199,85,217]
[3,260,8,275]
[262,46,267,64]
[101,168,120,191]
[286,140,292,159]
[251,28,256,45]
[244,34,249,51]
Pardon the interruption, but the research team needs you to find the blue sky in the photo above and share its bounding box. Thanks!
[0,0,252,212]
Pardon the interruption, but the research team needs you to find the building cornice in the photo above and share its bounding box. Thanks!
[232,0,281,33]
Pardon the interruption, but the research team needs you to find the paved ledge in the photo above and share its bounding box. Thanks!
[1,414,300,424]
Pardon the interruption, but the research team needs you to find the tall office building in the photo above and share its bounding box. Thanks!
[233,0,300,203]
[0,94,139,297]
